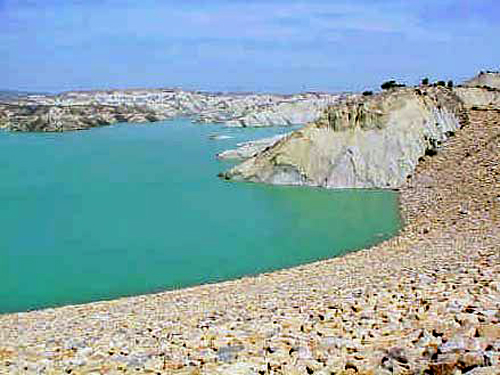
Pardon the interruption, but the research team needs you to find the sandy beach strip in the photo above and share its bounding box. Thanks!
[0,109,498,374]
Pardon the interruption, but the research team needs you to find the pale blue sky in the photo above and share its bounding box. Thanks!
[1,0,499,93]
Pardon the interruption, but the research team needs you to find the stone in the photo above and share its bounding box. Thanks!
[477,325,500,340]
[216,362,257,375]
[462,367,500,375]
[426,360,459,375]
[460,351,487,369]
[216,345,244,363]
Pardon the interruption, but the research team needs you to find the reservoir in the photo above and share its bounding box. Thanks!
[0,119,400,314]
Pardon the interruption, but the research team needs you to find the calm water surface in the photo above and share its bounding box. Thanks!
[0,119,400,313]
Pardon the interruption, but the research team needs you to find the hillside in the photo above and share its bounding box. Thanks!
[222,80,500,189]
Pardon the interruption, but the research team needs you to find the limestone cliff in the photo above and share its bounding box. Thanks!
[222,87,470,189]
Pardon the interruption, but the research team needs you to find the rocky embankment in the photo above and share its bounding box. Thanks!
[0,90,340,132]
[222,82,500,189]
[0,107,498,374]
[0,103,169,132]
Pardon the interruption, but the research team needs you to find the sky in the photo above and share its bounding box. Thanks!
[1,0,499,93]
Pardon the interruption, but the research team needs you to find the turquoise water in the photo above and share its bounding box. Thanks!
[0,119,400,314]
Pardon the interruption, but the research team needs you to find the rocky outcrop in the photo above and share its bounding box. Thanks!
[1,90,341,131]
[221,97,338,127]
[454,87,500,110]
[463,71,500,90]
[0,104,169,132]
[216,133,290,160]
[222,87,470,189]
[455,72,500,110]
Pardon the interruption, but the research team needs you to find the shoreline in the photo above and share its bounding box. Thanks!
[0,109,498,373]
[0,184,401,316]
[0,90,343,132]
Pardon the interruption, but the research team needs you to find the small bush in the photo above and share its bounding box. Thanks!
[362,91,373,96]
[447,80,454,88]
[381,80,406,90]
[421,78,429,85]
[436,81,446,87]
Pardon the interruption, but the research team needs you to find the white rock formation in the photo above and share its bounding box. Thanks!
[454,87,500,109]
[216,133,290,160]
[222,87,468,189]
[5,90,342,130]
[224,97,339,127]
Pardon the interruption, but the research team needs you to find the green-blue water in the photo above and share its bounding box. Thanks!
[0,119,400,314]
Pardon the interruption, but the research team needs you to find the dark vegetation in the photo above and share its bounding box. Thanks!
[381,80,406,90]
[422,79,454,89]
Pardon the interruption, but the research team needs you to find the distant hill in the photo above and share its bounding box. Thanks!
[463,71,500,90]
[0,90,48,101]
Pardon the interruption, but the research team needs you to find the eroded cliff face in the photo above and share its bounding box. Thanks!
[0,104,169,132]
[222,98,338,127]
[454,87,500,109]
[222,87,470,189]
[1,90,341,132]
[463,71,500,90]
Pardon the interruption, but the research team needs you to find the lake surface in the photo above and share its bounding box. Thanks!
[0,119,400,314]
